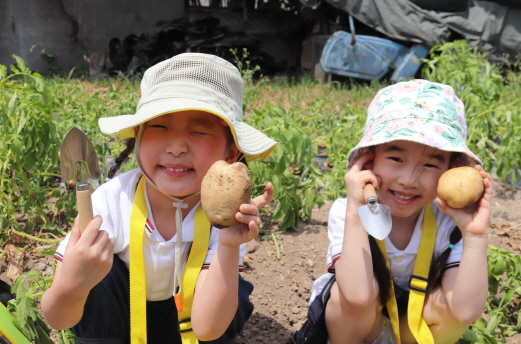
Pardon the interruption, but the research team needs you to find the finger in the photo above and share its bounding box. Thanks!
[344,169,379,191]
[436,197,454,217]
[375,175,382,190]
[92,229,110,252]
[239,203,260,217]
[246,220,260,241]
[349,153,375,173]
[100,237,114,262]
[251,182,274,209]
[363,162,373,171]
[236,212,260,227]
[79,216,103,245]
[480,170,493,187]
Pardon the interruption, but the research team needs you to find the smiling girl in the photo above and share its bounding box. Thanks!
[42,53,277,344]
[296,79,492,344]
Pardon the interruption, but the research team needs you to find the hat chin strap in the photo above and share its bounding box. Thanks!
[134,124,201,298]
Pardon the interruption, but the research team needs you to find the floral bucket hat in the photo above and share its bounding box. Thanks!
[347,79,481,169]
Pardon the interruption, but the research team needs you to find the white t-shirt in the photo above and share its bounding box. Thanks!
[310,198,462,304]
[55,168,246,301]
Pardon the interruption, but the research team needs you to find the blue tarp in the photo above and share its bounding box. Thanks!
[301,0,521,63]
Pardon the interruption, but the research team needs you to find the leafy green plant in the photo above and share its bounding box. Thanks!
[8,270,54,344]
[247,103,325,230]
[0,55,70,235]
[8,270,75,344]
[422,40,521,184]
[458,245,521,343]
[321,106,367,200]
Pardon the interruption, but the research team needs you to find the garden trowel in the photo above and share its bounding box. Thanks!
[60,127,101,234]
[357,184,392,240]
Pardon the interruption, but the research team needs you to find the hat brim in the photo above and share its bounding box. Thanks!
[98,98,277,162]
[346,117,481,169]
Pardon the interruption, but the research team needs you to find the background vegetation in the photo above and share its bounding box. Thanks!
[1,41,520,343]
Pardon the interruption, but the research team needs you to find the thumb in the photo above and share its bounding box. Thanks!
[251,182,274,209]
[436,197,454,217]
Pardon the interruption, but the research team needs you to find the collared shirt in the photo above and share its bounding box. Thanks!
[325,198,462,290]
[55,168,246,301]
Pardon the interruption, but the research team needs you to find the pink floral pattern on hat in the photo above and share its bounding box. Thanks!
[347,79,481,169]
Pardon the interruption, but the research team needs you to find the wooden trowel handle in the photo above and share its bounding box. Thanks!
[76,183,93,234]
[363,183,377,202]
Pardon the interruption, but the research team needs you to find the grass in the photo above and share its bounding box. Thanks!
[246,73,381,118]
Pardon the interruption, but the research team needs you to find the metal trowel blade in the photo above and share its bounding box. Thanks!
[357,203,392,240]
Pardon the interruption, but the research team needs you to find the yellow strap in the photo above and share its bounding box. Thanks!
[130,177,211,344]
[408,204,436,344]
[177,206,211,344]
[130,178,148,344]
[377,204,436,344]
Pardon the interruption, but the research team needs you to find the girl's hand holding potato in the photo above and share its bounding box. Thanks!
[201,160,274,247]
[436,165,492,237]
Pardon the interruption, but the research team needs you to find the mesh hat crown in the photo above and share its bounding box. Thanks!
[98,53,277,162]
[346,79,481,169]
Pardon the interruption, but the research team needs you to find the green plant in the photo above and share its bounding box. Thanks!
[458,245,521,343]
[230,47,265,112]
[0,55,70,234]
[8,270,75,344]
[247,103,325,230]
[8,270,54,344]
[422,40,521,185]
[484,245,521,339]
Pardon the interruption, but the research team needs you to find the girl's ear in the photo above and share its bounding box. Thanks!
[225,143,241,164]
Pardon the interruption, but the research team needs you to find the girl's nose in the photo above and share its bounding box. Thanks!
[398,165,423,189]
[166,137,188,156]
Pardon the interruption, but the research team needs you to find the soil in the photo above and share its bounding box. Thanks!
[1,176,521,343]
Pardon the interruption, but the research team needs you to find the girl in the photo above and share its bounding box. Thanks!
[296,79,492,344]
[41,53,278,343]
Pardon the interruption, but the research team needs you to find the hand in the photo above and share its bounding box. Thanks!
[436,166,492,237]
[218,183,274,247]
[56,216,113,296]
[344,152,381,210]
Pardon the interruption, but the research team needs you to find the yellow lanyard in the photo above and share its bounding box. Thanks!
[130,177,210,343]
[376,203,436,344]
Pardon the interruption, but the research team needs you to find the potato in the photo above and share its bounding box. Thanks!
[437,166,484,208]
[201,160,252,228]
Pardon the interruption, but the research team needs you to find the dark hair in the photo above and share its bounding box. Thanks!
[107,138,136,179]
[427,226,462,293]
[107,126,243,179]
[368,236,392,306]
[224,126,247,165]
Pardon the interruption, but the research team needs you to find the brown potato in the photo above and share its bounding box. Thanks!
[201,160,252,228]
[437,166,484,208]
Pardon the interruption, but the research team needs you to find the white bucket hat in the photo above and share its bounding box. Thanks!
[98,53,277,162]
